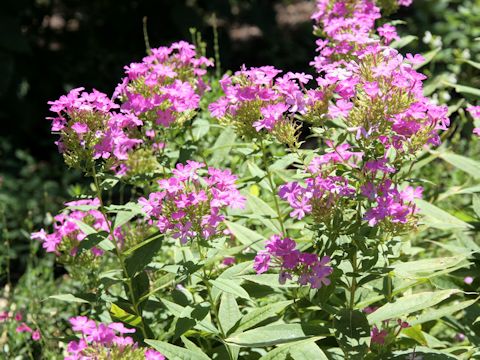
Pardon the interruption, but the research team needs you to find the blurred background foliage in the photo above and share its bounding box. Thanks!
[1,0,479,355]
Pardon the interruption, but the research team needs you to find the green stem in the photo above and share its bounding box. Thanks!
[260,140,286,235]
[349,251,357,310]
[91,166,148,339]
[188,122,210,167]
[196,241,233,360]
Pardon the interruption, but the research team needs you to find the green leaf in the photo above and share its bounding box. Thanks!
[234,300,293,333]
[219,292,242,335]
[161,299,218,334]
[409,298,477,326]
[124,234,163,276]
[473,195,480,218]
[259,337,328,360]
[444,82,480,97]
[225,324,326,347]
[210,278,251,300]
[114,202,143,228]
[402,325,427,346]
[289,341,328,360]
[110,303,142,327]
[269,154,297,171]
[240,274,298,288]
[415,199,472,230]
[48,293,91,303]
[224,221,265,251]
[145,340,211,360]
[181,336,204,354]
[76,231,109,254]
[72,219,97,235]
[439,152,480,180]
[367,290,461,324]
[392,255,468,279]
[245,193,282,233]
[463,59,480,70]
[391,347,457,359]
[390,35,417,49]
[333,309,370,359]
[210,127,237,166]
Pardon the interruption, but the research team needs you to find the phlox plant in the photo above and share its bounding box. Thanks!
[12,0,480,359]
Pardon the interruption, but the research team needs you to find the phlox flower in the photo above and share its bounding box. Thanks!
[65,316,165,359]
[31,198,122,256]
[253,235,333,289]
[139,161,245,243]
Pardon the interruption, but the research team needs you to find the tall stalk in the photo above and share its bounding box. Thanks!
[260,139,286,235]
[91,166,148,339]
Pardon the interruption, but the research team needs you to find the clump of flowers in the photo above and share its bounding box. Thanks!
[369,318,410,355]
[139,161,245,243]
[362,180,422,229]
[279,142,360,223]
[253,235,333,288]
[47,41,212,177]
[31,198,121,258]
[310,1,449,152]
[209,66,318,147]
[467,105,480,136]
[65,316,164,360]
[115,41,213,128]
[0,311,41,342]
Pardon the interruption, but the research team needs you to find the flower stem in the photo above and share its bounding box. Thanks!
[196,240,233,360]
[91,166,148,339]
[260,139,286,235]
[349,251,357,310]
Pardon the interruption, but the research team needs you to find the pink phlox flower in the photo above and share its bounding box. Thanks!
[371,326,388,345]
[328,99,353,119]
[405,53,425,65]
[31,330,41,341]
[145,349,166,360]
[16,323,32,333]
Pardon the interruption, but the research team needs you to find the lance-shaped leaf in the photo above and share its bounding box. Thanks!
[367,290,461,325]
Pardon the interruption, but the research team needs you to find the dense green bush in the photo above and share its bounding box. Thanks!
[2,0,480,359]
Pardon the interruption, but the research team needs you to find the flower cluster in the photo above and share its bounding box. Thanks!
[310,1,449,151]
[254,235,333,288]
[467,105,480,136]
[362,181,422,228]
[114,41,213,127]
[0,311,41,342]
[47,41,212,176]
[66,316,164,360]
[209,66,317,146]
[139,161,245,243]
[364,305,410,352]
[31,198,121,257]
[370,321,410,353]
[279,142,360,222]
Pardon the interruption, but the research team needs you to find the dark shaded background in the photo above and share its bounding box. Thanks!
[2,0,478,157]
[2,0,319,157]
[1,0,479,281]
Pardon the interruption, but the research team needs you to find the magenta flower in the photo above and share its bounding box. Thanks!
[371,326,388,345]
[31,198,122,256]
[16,323,32,333]
[254,235,332,289]
[145,349,166,360]
[253,252,271,274]
[139,161,245,243]
[31,330,41,341]
[65,316,165,359]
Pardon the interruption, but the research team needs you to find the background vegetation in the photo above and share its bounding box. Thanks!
[1,0,480,358]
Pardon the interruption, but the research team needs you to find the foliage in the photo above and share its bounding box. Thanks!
[3,0,480,359]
